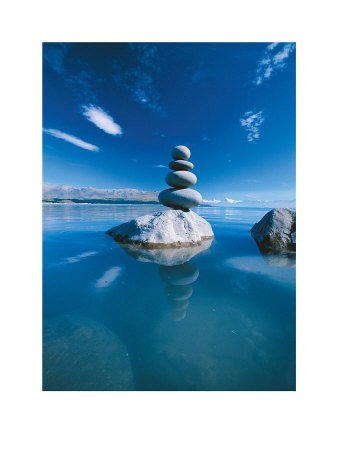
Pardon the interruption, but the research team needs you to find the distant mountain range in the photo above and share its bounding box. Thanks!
[43,184,160,204]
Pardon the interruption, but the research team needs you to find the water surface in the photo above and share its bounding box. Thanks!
[43,204,296,391]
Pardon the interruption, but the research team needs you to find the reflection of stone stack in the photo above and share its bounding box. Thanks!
[159,262,199,321]
[159,145,202,210]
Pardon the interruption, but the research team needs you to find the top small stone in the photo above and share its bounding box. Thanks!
[171,145,191,161]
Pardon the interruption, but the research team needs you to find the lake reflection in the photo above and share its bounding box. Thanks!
[43,204,296,391]
[160,263,199,321]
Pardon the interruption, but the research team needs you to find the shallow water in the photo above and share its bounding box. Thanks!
[43,204,296,391]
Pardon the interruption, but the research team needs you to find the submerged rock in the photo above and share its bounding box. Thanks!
[250,208,296,251]
[43,315,134,391]
[107,209,214,249]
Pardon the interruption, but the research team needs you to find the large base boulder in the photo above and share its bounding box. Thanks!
[250,208,296,251]
[106,209,214,248]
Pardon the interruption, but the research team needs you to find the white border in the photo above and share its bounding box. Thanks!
[2,0,337,449]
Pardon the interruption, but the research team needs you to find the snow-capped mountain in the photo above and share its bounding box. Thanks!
[43,183,160,202]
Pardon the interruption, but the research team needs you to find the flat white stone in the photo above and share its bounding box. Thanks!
[250,208,296,251]
[169,160,194,171]
[159,188,202,209]
[106,209,214,249]
[165,171,197,188]
[171,145,191,161]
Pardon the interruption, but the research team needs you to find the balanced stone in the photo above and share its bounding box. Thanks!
[166,171,197,188]
[107,144,214,248]
[158,188,202,209]
[169,160,194,171]
[171,145,191,161]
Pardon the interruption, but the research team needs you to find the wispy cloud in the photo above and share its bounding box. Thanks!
[94,266,123,289]
[43,128,99,151]
[153,164,167,168]
[81,104,123,135]
[225,197,243,204]
[112,44,161,111]
[43,43,70,74]
[254,42,295,86]
[203,199,221,204]
[202,136,210,142]
[240,110,265,142]
[61,251,98,264]
[43,43,97,100]
[44,43,162,110]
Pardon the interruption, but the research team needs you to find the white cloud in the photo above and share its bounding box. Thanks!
[225,197,243,204]
[62,251,98,264]
[43,128,99,151]
[203,199,221,204]
[267,42,279,51]
[94,266,123,289]
[153,164,167,168]
[81,104,123,136]
[240,110,265,141]
[254,42,295,85]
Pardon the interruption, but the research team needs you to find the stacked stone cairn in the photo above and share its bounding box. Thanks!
[159,145,202,210]
[106,144,213,248]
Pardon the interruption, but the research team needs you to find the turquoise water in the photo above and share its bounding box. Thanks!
[43,204,296,391]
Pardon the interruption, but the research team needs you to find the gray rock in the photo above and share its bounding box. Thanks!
[165,171,197,188]
[106,209,213,248]
[250,208,296,251]
[171,145,191,160]
[159,188,202,209]
[169,160,194,171]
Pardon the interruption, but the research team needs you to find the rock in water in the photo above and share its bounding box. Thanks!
[159,188,202,209]
[250,208,296,251]
[169,160,194,171]
[106,209,214,248]
[165,171,197,188]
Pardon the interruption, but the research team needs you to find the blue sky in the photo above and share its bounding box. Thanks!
[43,42,295,206]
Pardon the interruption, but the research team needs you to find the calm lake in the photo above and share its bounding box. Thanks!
[43,204,296,391]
